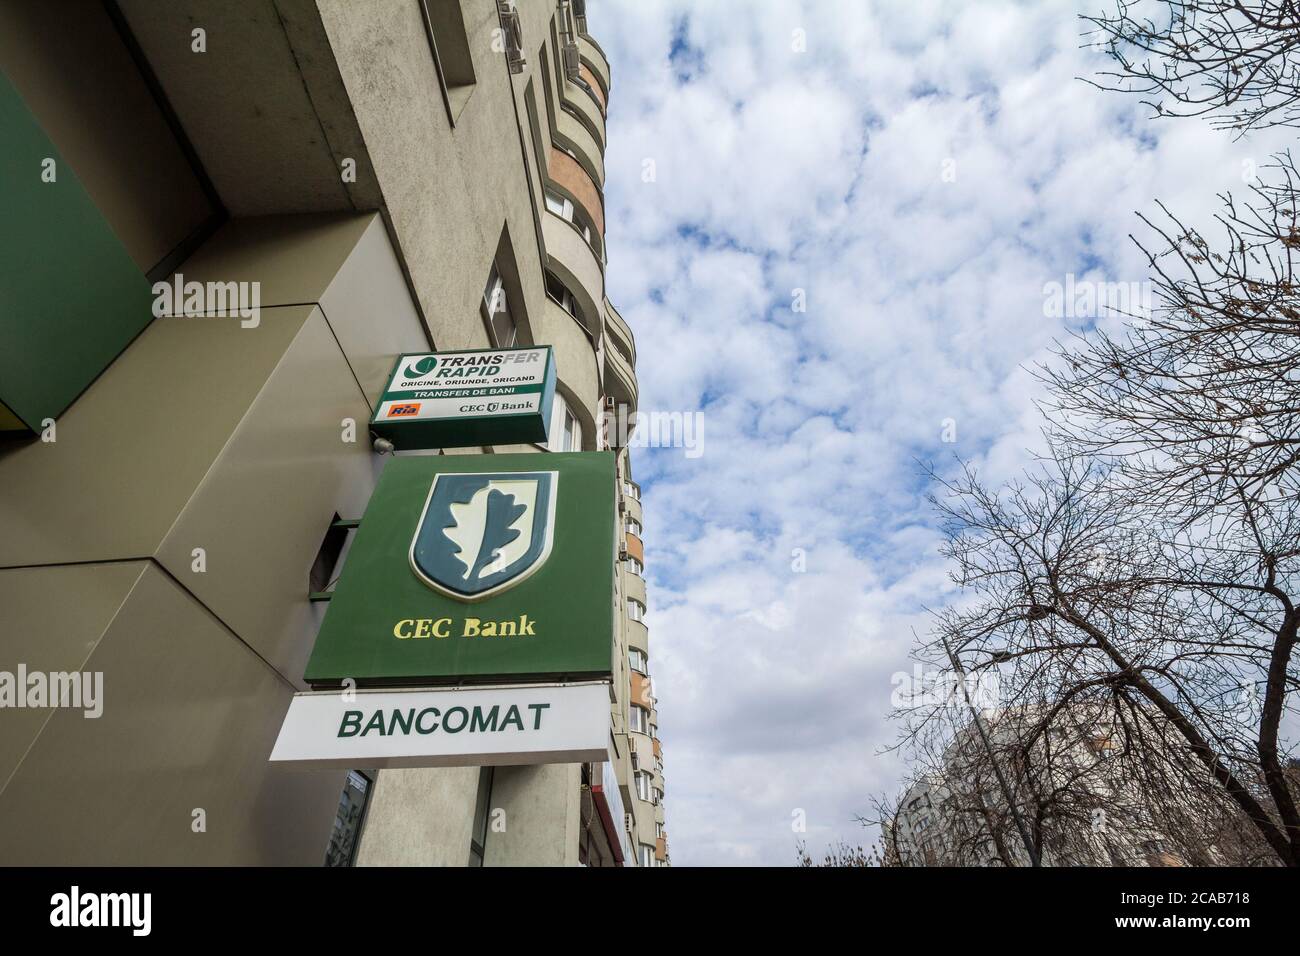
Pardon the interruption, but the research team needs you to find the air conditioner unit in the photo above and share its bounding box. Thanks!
[562,39,581,81]
[496,1,527,74]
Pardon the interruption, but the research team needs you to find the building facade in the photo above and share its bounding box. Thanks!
[889,707,1244,868]
[0,0,668,866]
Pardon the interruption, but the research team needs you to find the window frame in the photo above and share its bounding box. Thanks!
[630,703,650,735]
[482,264,518,349]
[324,770,374,867]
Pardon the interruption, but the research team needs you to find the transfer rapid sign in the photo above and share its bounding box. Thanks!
[370,347,556,450]
[303,452,616,687]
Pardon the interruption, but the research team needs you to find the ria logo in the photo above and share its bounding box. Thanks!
[410,472,557,600]
[403,355,438,379]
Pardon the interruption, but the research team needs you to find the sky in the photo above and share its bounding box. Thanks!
[583,0,1295,866]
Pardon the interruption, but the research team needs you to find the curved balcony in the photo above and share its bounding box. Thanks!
[535,298,600,435]
[556,109,604,188]
[548,148,604,237]
[605,336,638,418]
[630,671,652,711]
[625,531,643,565]
[627,618,648,656]
[625,569,646,608]
[543,212,604,343]
[578,63,606,114]
[623,491,642,527]
[604,296,635,367]
[562,84,605,153]
[579,34,611,96]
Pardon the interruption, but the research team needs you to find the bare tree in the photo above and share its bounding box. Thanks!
[911,414,1298,862]
[1083,1,1300,134]
[891,679,1278,866]
[1042,152,1300,512]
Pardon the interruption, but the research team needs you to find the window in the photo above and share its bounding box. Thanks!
[624,481,640,501]
[638,843,654,868]
[624,556,643,576]
[421,0,476,122]
[546,393,582,452]
[545,271,579,318]
[653,787,664,807]
[626,598,644,622]
[564,405,581,451]
[544,186,595,248]
[544,187,572,220]
[630,704,650,735]
[468,766,495,866]
[655,822,664,839]
[629,648,647,673]
[324,770,373,867]
[624,517,641,536]
[483,265,517,348]
[635,770,652,802]
[309,513,352,596]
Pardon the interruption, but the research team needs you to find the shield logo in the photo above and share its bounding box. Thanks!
[409,471,557,600]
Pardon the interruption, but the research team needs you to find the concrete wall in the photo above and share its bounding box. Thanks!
[0,0,646,867]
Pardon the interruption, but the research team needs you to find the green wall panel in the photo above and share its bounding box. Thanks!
[0,68,153,432]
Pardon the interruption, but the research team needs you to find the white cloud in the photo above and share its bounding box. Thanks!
[586,0,1294,865]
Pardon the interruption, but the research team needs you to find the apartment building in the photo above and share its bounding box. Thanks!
[890,707,1243,867]
[0,0,668,866]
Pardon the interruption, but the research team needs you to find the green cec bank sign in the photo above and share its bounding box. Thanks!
[369,347,556,450]
[304,452,616,686]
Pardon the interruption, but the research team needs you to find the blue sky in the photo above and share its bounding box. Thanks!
[585,0,1294,865]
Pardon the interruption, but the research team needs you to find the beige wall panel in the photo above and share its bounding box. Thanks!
[321,216,433,404]
[354,766,480,866]
[0,0,214,272]
[155,307,378,686]
[0,306,315,569]
[0,563,343,865]
[483,762,580,867]
[175,213,429,407]
[0,561,148,788]
[177,214,375,312]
